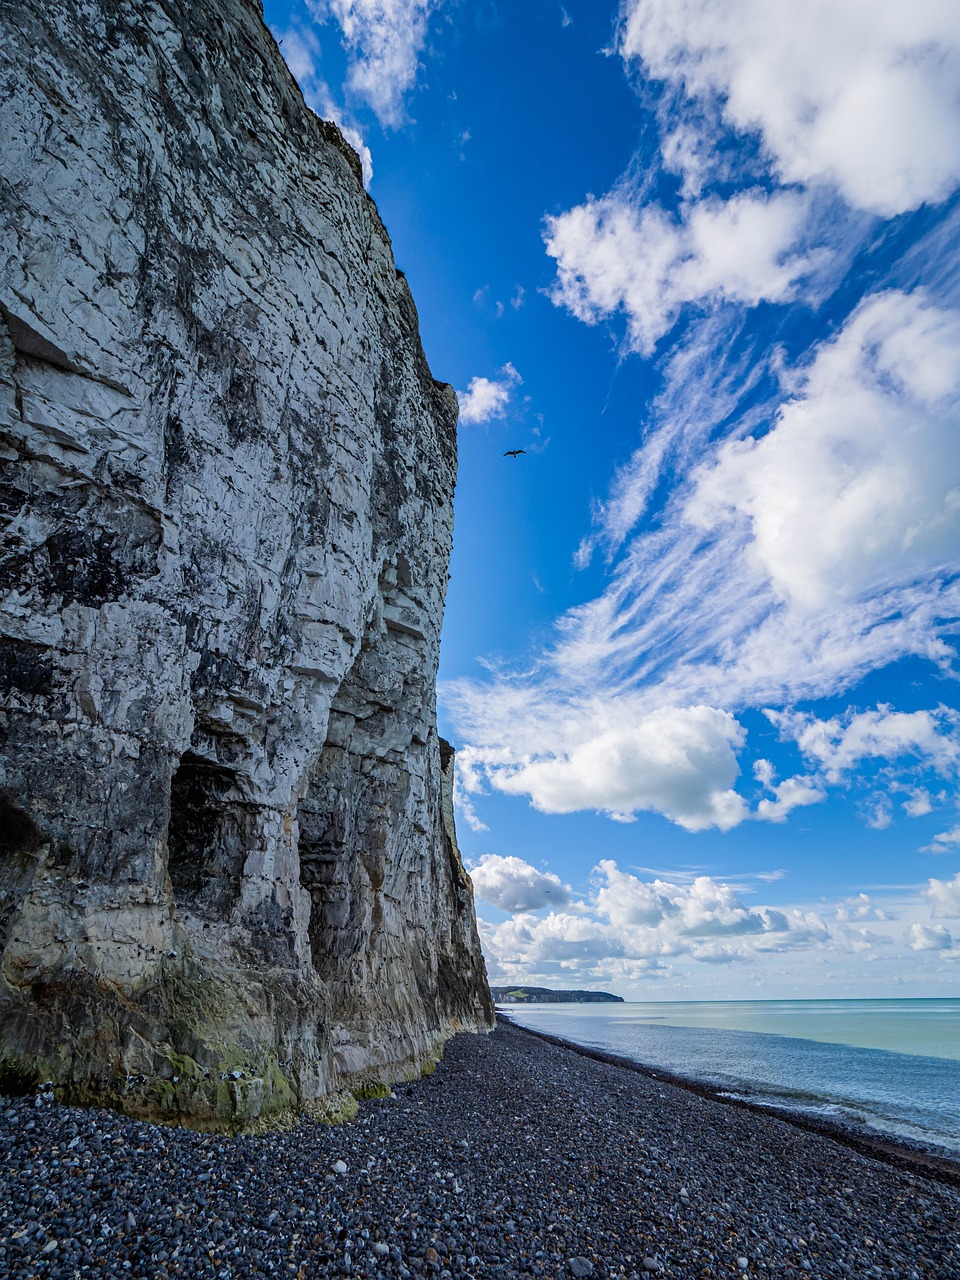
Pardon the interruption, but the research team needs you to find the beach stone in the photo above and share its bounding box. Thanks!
[0,0,493,1128]
[569,1258,594,1277]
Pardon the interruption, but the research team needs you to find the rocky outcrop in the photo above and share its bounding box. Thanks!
[0,0,493,1128]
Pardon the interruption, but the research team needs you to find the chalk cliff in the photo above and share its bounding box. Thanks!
[0,0,493,1127]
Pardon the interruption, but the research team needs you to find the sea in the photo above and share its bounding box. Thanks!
[498,998,960,1155]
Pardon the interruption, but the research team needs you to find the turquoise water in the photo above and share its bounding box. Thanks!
[500,999,960,1153]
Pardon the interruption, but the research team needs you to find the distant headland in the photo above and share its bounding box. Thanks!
[492,986,624,1004]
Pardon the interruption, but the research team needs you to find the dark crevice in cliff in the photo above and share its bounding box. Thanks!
[297,594,417,997]
[0,796,43,951]
[298,632,379,986]
[166,753,248,919]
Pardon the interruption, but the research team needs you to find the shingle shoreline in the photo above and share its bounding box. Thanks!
[501,1013,960,1191]
[2,1018,958,1279]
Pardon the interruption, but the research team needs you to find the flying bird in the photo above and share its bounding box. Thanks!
[503,449,526,458]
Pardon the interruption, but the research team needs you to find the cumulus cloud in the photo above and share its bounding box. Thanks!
[469,703,748,831]
[926,871,960,917]
[308,0,439,127]
[755,774,825,823]
[906,922,955,952]
[545,190,822,354]
[620,0,960,215]
[481,911,624,974]
[835,893,891,924]
[478,859,830,987]
[594,861,816,938]
[469,854,571,913]
[902,789,934,818]
[767,704,960,784]
[687,291,960,609]
[457,363,522,425]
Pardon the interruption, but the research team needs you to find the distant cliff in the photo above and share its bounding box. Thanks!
[492,987,624,1004]
[0,0,493,1128]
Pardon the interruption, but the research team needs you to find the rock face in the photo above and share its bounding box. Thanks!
[0,0,493,1127]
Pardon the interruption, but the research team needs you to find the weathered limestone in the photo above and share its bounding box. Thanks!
[0,0,493,1128]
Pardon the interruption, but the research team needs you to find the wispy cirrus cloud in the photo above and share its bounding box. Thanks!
[307,0,440,127]
[448,291,960,833]
[273,23,373,183]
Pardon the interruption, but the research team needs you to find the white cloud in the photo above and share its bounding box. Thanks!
[475,858,960,990]
[902,789,933,818]
[924,824,960,855]
[487,703,748,831]
[469,854,571,913]
[308,0,439,127]
[835,893,891,924]
[863,797,894,831]
[687,291,960,610]
[755,774,825,823]
[906,922,955,951]
[274,24,373,184]
[456,363,522,425]
[447,290,960,838]
[482,911,624,973]
[545,189,822,354]
[595,861,809,937]
[478,860,829,988]
[768,704,960,784]
[620,0,960,216]
[576,316,771,565]
[926,871,960,917]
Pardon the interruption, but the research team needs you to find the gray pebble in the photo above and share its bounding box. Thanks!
[0,1021,956,1280]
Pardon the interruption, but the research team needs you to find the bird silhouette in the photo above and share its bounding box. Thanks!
[503,449,526,458]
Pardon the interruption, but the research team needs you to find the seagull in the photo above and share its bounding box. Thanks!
[503,449,526,458]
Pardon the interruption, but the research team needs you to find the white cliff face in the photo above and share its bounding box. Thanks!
[0,0,492,1126]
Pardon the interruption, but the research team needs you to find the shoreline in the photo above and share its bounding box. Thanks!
[497,1013,960,1191]
[2,1019,959,1278]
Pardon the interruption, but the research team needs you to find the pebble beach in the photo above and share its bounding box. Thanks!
[2,1017,958,1280]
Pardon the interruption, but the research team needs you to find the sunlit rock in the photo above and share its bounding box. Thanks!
[0,0,493,1128]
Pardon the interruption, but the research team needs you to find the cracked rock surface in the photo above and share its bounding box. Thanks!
[0,0,493,1127]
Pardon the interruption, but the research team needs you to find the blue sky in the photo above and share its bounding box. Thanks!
[262,0,960,999]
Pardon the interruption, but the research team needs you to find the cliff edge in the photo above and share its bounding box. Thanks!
[0,0,494,1128]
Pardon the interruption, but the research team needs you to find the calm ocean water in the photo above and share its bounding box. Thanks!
[499,999,960,1154]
